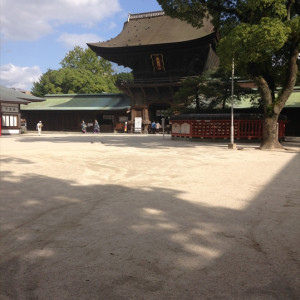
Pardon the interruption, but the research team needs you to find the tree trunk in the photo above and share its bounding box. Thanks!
[256,46,299,150]
[260,115,283,150]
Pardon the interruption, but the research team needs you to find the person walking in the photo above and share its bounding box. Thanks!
[36,121,43,136]
[94,120,100,133]
[81,120,87,133]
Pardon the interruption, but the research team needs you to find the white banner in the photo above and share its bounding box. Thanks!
[134,117,142,133]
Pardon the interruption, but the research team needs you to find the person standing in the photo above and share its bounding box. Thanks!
[94,120,100,133]
[151,121,156,134]
[36,121,43,136]
[81,120,87,133]
[155,121,160,134]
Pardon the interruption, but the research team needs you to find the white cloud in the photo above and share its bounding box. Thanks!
[0,0,121,41]
[0,63,42,91]
[57,33,103,49]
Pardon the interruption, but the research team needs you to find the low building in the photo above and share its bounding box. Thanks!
[21,93,131,133]
[0,86,44,135]
[233,86,300,136]
[281,88,300,136]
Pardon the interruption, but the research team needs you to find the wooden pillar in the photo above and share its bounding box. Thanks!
[130,107,136,133]
[142,105,150,133]
[130,105,150,134]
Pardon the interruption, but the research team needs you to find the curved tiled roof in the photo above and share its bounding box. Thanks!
[88,11,215,48]
[20,93,131,111]
[0,85,44,104]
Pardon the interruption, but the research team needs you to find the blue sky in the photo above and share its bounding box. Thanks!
[0,0,162,90]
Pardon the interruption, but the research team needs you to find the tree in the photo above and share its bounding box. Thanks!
[173,76,258,114]
[32,46,119,96]
[114,72,134,86]
[157,0,300,149]
[174,69,259,113]
[174,76,214,113]
[32,68,118,96]
[60,46,114,77]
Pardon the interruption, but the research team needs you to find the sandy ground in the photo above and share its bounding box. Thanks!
[0,132,299,300]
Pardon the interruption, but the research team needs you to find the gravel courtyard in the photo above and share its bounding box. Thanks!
[0,133,299,300]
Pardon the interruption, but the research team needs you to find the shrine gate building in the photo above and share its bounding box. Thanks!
[88,10,219,132]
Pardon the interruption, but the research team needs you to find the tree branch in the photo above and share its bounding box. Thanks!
[276,45,299,111]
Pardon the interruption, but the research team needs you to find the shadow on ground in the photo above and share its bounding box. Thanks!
[0,155,299,299]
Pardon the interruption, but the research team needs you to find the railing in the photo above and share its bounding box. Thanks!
[171,119,286,140]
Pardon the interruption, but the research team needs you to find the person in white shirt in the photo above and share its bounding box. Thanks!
[155,121,160,134]
[36,121,43,135]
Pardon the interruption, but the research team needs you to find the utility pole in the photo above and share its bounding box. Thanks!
[228,58,237,149]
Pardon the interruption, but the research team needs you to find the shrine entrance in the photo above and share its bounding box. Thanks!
[88,11,219,132]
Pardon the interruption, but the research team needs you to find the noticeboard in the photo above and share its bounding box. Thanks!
[134,117,142,133]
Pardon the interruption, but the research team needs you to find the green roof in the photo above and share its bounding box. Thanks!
[21,93,131,111]
[284,91,300,108]
[234,90,300,109]
[0,85,44,104]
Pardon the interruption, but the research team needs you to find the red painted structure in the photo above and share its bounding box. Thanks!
[170,114,286,140]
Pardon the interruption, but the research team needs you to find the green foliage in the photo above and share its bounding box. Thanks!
[174,76,210,113]
[156,0,208,28]
[114,72,134,85]
[60,46,114,77]
[174,68,260,113]
[286,16,300,41]
[158,0,299,147]
[217,18,291,72]
[32,46,119,96]
[157,1,299,105]
[246,0,287,19]
[32,68,119,96]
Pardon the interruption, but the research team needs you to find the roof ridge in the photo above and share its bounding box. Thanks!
[128,10,164,21]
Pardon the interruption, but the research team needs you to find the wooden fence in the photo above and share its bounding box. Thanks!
[170,118,286,140]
